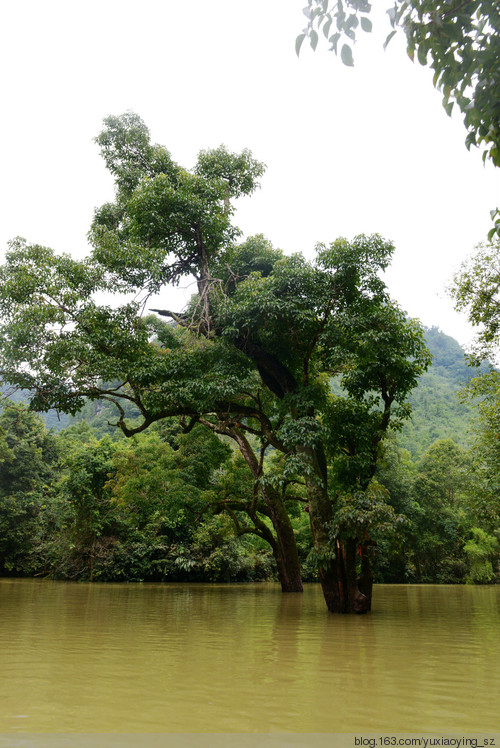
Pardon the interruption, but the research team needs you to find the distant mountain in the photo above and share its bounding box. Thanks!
[0,386,70,430]
[397,327,490,457]
[423,326,490,385]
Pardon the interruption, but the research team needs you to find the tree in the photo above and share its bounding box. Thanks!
[411,438,469,582]
[463,527,499,583]
[460,371,500,534]
[450,239,500,536]
[198,413,306,593]
[55,435,120,581]
[376,434,499,584]
[451,238,500,364]
[0,404,58,574]
[101,425,264,584]
[156,409,310,590]
[0,114,430,612]
[21,422,273,583]
[297,1,500,173]
[375,439,420,581]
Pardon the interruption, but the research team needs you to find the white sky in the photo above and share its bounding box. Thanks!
[1,0,499,346]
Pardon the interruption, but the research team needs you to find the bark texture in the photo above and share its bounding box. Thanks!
[305,448,371,614]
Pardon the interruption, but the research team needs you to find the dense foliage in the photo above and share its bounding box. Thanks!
[0,407,274,582]
[398,326,489,455]
[0,388,498,585]
[1,305,498,586]
[451,238,500,363]
[1,326,498,587]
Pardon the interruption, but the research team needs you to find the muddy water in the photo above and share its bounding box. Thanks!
[0,580,498,733]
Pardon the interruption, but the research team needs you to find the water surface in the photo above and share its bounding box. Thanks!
[1,580,498,733]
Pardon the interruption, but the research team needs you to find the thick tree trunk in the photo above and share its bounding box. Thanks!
[312,532,371,614]
[304,448,371,613]
[265,486,303,593]
[305,474,344,612]
[357,542,373,611]
[318,562,342,613]
[343,539,371,614]
[273,543,303,592]
[246,516,302,592]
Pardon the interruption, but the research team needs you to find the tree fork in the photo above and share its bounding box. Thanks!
[230,429,303,592]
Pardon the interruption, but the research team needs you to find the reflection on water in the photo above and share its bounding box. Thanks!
[0,580,498,732]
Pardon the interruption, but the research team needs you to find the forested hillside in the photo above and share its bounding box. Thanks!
[398,326,490,456]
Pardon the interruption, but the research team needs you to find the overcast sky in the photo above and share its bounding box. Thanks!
[1,0,499,346]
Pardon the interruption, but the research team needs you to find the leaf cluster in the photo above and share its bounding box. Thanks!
[451,238,500,363]
[298,1,500,172]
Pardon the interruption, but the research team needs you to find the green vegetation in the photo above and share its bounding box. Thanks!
[0,114,499,609]
[0,113,431,613]
[297,1,500,168]
[0,405,58,575]
[297,1,500,240]
[452,238,500,363]
[373,327,500,585]
[1,341,499,586]
[398,326,489,456]
[1,312,499,589]
[0,406,274,583]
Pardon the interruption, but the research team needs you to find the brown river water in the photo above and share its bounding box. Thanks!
[0,579,499,736]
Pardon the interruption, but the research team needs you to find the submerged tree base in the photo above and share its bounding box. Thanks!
[320,583,372,614]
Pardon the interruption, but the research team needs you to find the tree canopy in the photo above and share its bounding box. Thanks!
[0,113,430,612]
[451,238,500,363]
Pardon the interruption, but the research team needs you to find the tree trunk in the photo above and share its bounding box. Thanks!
[230,429,303,592]
[343,538,371,614]
[311,530,371,613]
[305,474,344,612]
[264,485,303,593]
[357,542,373,611]
[318,561,343,613]
[304,448,371,613]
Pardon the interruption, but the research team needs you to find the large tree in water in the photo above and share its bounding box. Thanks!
[0,113,430,612]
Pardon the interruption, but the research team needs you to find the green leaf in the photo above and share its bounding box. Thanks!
[465,131,476,150]
[340,44,354,66]
[360,16,372,33]
[297,0,500,169]
[328,32,341,52]
[310,29,319,51]
[345,14,359,30]
[295,33,306,56]
[417,44,428,66]
[384,30,397,49]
